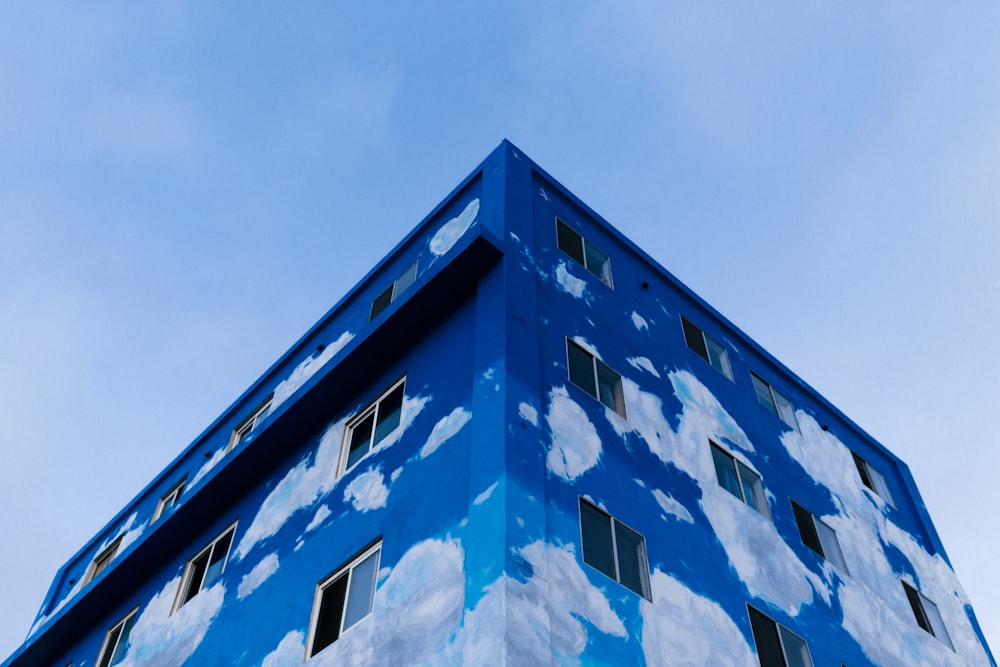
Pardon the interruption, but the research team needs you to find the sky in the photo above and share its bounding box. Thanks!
[1,2,998,659]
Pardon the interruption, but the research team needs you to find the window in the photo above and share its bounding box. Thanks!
[556,218,613,287]
[750,372,798,431]
[902,581,953,649]
[566,339,626,417]
[228,396,273,451]
[175,523,236,611]
[370,261,418,321]
[748,605,814,667]
[711,442,771,519]
[852,452,894,507]
[95,607,138,667]
[579,498,650,598]
[308,541,381,658]
[790,500,849,573]
[681,316,733,380]
[341,378,405,474]
[84,536,123,584]
[153,477,186,522]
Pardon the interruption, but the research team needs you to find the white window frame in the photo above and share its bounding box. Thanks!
[339,378,406,476]
[565,338,626,418]
[555,218,613,288]
[790,499,849,574]
[174,522,237,612]
[578,498,651,599]
[902,580,954,649]
[680,315,733,380]
[710,442,771,520]
[370,261,418,321]
[747,605,814,667]
[750,372,799,431]
[227,396,273,451]
[95,607,139,667]
[852,452,895,507]
[152,477,186,522]
[307,540,382,659]
[84,535,123,584]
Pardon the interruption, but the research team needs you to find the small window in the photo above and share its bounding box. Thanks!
[95,607,138,667]
[711,442,770,519]
[370,261,418,321]
[84,536,123,584]
[308,541,381,658]
[790,500,849,573]
[341,378,406,474]
[748,605,814,667]
[579,498,650,598]
[176,523,236,611]
[852,452,894,507]
[902,581,953,649]
[152,477,186,522]
[228,396,273,451]
[750,372,799,431]
[556,219,613,287]
[566,339,626,417]
[681,316,733,380]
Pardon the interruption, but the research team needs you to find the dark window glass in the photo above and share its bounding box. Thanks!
[369,285,393,321]
[595,359,624,415]
[181,551,209,605]
[737,461,769,519]
[311,545,381,657]
[778,626,814,667]
[792,501,824,556]
[580,501,616,581]
[313,573,349,654]
[614,521,648,597]
[556,220,586,265]
[712,445,743,500]
[203,529,233,588]
[682,316,709,361]
[583,240,612,286]
[748,606,786,667]
[347,412,375,469]
[372,384,404,446]
[567,341,598,397]
[343,551,379,631]
[752,373,778,416]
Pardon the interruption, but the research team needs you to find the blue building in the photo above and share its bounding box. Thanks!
[3,141,994,667]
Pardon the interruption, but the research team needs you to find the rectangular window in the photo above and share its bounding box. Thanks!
[579,498,650,599]
[176,523,236,611]
[85,536,123,584]
[710,442,770,520]
[681,316,733,380]
[902,581,954,649]
[308,541,381,658]
[852,452,894,507]
[556,218,613,287]
[566,339,626,417]
[95,607,138,667]
[790,500,849,573]
[341,378,406,474]
[370,261,418,321]
[153,477,186,522]
[750,372,799,431]
[748,605,814,667]
[228,396,273,451]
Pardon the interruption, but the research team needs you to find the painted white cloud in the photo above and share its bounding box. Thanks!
[631,311,649,332]
[545,386,603,481]
[554,261,587,299]
[305,504,332,533]
[260,630,305,667]
[270,331,354,412]
[651,488,694,524]
[419,407,472,458]
[117,577,224,667]
[614,372,828,615]
[779,413,993,666]
[627,355,660,378]
[473,481,498,506]
[344,467,390,512]
[518,401,538,426]
[301,538,466,667]
[190,445,227,488]
[234,392,429,561]
[641,570,755,666]
[430,198,480,256]
[237,552,279,600]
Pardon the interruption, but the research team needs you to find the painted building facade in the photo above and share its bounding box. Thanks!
[3,141,994,667]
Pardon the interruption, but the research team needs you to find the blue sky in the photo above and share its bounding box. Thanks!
[1,2,998,658]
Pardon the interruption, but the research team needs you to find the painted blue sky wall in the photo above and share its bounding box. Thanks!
[4,142,994,667]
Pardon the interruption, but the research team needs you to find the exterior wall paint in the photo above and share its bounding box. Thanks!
[4,141,994,667]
